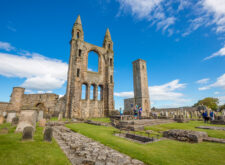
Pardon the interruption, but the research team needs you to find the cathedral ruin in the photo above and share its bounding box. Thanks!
[64,15,115,119]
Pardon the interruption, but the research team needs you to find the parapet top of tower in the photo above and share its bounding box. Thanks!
[72,15,113,50]
[132,59,147,64]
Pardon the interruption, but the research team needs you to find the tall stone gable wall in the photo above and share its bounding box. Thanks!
[65,16,115,119]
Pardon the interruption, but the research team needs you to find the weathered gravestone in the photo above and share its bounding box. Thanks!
[58,113,63,121]
[22,126,34,140]
[16,110,37,133]
[6,112,16,123]
[11,116,19,126]
[44,127,53,142]
[0,115,4,124]
[39,119,46,127]
[38,111,43,121]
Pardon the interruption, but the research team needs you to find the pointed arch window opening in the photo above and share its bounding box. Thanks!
[90,85,95,100]
[87,51,99,72]
[81,84,87,100]
[77,32,80,39]
[98,85,103,101]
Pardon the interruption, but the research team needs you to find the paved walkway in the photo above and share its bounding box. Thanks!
[53,126,144,165]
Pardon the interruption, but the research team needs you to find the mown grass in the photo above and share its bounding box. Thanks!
[90,117,111,123]
[66,122,225,165]
[0,123,70,165]
[145,121,225,139]
[50,117,70,121]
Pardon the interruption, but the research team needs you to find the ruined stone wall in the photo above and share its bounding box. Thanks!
[0,102,10,112]
[65,16,115,119]
[22,93,59,115]
[55,96,66,116]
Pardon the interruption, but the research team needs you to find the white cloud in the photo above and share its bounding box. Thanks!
[204,45,225,60]
[199,73,225,90]
[218,96,225,105]
[117,0,163,19]
[0,52,68,91]
[214,91,220,95]
[0,41,15,51]
[115,79,189,107]
[202,0,225,33]
[196,78,210,84]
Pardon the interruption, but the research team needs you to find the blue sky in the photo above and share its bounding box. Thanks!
[0,0,225,110]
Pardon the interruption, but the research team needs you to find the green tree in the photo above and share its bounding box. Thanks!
[194,97,219,111]
[219,104,225,111]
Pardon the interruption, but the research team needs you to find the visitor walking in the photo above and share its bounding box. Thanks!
[138,106,142,119]
[210,111,214,121]
[202,111,209,123]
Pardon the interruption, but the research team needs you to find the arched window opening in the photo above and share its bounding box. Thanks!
[98,85,103,101]
[110,75,113,83]
[77,32,80,39]
[108,44,111,49]
[88,51,99,72]
[110,58,113,66]
[81,84,87,100]
[90,85,95,100]
[142,65,145,69]
[77,68,80,77]
[79,49,82,57]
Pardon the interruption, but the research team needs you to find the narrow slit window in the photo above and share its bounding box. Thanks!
[77,32,80,39]
[110,58,113,66]
[108,44,111,49]
[77,68,80,77]
[110,75,113,83]
[79,49,82,57]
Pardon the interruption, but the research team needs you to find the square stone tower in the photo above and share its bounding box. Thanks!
[132,59,150,117]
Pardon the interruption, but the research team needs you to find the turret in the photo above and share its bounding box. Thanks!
[72,15,84,41]
[103,28,113,50]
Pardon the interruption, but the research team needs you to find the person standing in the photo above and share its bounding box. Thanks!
[210,111,214,121]
[138,106,142,119]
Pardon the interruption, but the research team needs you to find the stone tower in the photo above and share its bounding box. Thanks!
[133,59,150,116]
[9,87,25,111]
[65,15,115,119]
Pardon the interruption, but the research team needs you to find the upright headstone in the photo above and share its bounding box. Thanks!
[16,110,37,133]
[11,116,19,126]
[39,119,46,127]
[6,112,17,123]
[38,111,44,121]
[0,115,5,124]
[58,113,63,121]
[44,127,53,142]
[22,126,34,140]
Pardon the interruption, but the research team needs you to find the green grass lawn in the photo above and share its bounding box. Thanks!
[90,117,111,123]
[50,117,70,122]
[66,122,225,165]
[0,123,70,165]
[145,121,225,139]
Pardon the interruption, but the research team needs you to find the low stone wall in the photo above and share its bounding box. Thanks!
[163,129,208,143]
[196,126,225,131]
[125,133,154,143]
[53,126,144,165]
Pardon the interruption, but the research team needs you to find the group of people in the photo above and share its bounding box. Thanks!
[202,110,214,123]
[133,105,142,119]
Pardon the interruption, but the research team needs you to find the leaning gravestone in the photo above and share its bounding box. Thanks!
[16,110,37,133]
[6,112,17,123]
[44,127,53,142]
[22,126,34,140]
[11,116,19,126]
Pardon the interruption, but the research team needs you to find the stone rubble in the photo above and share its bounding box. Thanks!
[196,126,225,131]
[53,126,144,165]
[163,129,208,143]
